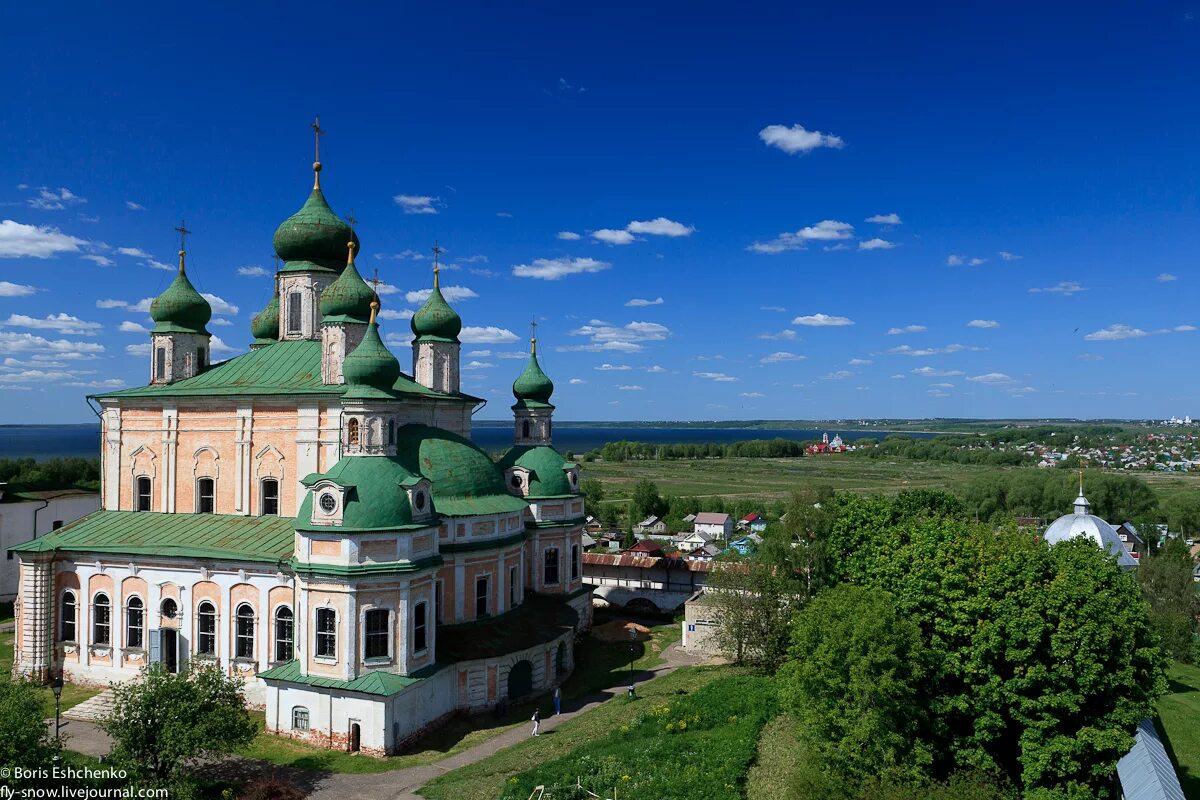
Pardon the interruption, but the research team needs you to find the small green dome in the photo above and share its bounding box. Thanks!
[320,259,375,322]
[410,282,462,341]
[394,424,508,498]
[250,293,279,342]
[343,318,401,395]
[298,456,422,531]
[272,185,359,271]
[513,350,554,406]
[498,445,576,498]
[150,266,211,335]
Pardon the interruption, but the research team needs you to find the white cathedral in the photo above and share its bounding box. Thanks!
[11,132,591,756]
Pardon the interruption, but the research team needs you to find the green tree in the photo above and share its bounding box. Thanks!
[1138,536,1199,662]
[780,585,932,787]
[0,680,60,785]
[630,479,666,521]
[103,662,257,794]
[707,560,805,669]
[1163,494,1200,538]
[580,478,604,515]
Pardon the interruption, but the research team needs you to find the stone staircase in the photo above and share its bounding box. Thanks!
[63,688,115,722]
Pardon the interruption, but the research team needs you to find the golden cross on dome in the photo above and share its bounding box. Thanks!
[174,220,191,272]
[530,316,538,354]
[370,267,381,295]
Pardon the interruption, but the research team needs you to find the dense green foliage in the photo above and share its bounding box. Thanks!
[707,560,805,669]
[502,675,777,800]
[103,662,257,795]
[0,680,61,785]
[588,438,809,462]
[858,434,1033,466]
[961,469,1157,524]
[0,457,99,493]
[1138,537,1200,662]
[820,491,1166,798]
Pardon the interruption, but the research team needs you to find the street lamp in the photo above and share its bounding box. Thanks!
[627,628,637,698]
[51,673,64,744]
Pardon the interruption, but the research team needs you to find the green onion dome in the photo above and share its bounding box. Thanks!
[150,258,211,335]
[249,293,279,344]
[272,184,360,272]
[512,349,554,407]
[343,307,401,396]
[410,277,462,341]
[320,257,375,322]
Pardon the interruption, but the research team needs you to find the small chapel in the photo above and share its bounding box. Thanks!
[10,126,591,756]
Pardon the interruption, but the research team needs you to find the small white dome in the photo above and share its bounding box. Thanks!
[1044,493,1138,569]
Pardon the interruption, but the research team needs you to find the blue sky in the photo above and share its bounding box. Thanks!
[2,2,1198,424]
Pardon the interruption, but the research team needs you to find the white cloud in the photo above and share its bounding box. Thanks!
[757,330,797,341]
[967,319,999,329]
[595,363,632,371]
[930,382,955,389]
[494,351,527,360]
[859,238,896,251]
[513,257,611,281]
[238,266,270,277]
[394,195,439,215]
[761,305,786,313]
[467,350,491,357]
[0,369,79,384]
[911,367,964,377]
[0,220,87,258]
[375,250,428,262]
[569,378,585,384]
[28,187,86,211]
[1077,353,1103,362]
[1157,273,1178,283]
[740,392,765,398]
[999,251,1022,261]
[556,231,582,241]
[378,308,414,321]
[126,201,144,211]
[969,257,986,266]
[496,212,513,218]
[886,344,966,357]
[822,370,853,380]
[793,313,853,327]
[618,384,644,391]
[866,213,901,225]
[625,297,664,307]
[1084,324,1149,342]
[116,247,150,258]
[644,365,666,373]
[694,371,737,382]
[0,313,101,335]
[406,286,478,304]
[0,331,105,356]
[146,259,174,271]
[966,373,1012,384]
[374,282,401,296]
[0,281,37,297]
[569,320,670,353]
[463,360,494,370]
[68,378,126,389]
[125,343,151,357]
[1029,281,1086,296]
[758,123,845,155]
[1174,324,1197,332]
[128,298,155,313]
[887,324,926,335]
[82,254,114,266]
[946,255,964,266]
[848,358,873,366]
[459,326,519,344]
[384,332,414,347]
[626,218,694,237]
[760,351,806,364]
[748,220,854,254]
[119,321,148,333]
[210,318,233,327]
[591,229,635,245]
[200,293,239,316]
[209,336,238,354]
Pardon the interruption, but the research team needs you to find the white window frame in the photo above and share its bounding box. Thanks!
[361,606,392,663]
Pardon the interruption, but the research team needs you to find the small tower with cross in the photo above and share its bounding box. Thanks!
[148,220,213,384]
[318,218,376,384]
[509,317,556,446]
[410,241,463,395]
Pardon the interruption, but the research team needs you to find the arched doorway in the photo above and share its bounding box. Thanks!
[349,722,361,753]
[508,660,533,700]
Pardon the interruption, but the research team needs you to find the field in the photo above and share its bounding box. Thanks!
[1157,662,1200,798]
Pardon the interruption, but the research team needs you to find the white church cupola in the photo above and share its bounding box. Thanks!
[319,237,374,384]
[272,116,360,342]
[410,243,461,394]
[148,221,212,385]
[510,321,555,445]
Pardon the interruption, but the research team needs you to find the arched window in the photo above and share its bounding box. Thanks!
[135,477,152,512]
[522,420,530,439]
[261,478,280,516]
[155,347,166,381]
[544,548,560,585]
[387,419,395,445]
[60,591,76,642]
[347,418,360,447]
[364,608,390,659]
[161,598,178,619]
[413,602,428,653]
[315,608,337,658]
[197,601,217,655]
[292,706,310,731]
[93,593,111,645]
[286,292,302,335]
[126,597,144,649]
[235,603,255,659]
[196,347,206,371]
[572,544,581,580]
[274,607,294,663]
[196,478,215,513]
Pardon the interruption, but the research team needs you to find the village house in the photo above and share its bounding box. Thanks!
[634,515,666,535]
[692,512,732,540]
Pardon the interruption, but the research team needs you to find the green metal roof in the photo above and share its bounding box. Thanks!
[512,350,554,406]
[92,339,479,402]
[272,183,359,272]
[297,455,423,530]
[343,321,402,399]
[9,510,294,563]
[150,266,212,335]
[410,281,461,341]
[320,258,374,321]
[258,659,430,696]
[393,424,528,515]
[250,293,279,341]
[497,445,576,499]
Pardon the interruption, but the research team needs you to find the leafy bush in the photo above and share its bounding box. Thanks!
[0,680,60,786]
[502,675,776,800]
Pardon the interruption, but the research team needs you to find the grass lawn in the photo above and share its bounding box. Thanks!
[1156,661,1200,799]
[746,714,803,800]
[420,665,737,800]
[0,629,100,717]
[239,613,681,774]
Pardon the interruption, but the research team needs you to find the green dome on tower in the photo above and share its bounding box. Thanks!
[320,249,375,322]
[512,348,554,407]
[250,293,279,344]
[410,284,461,341]
[272,178,359,272]
[343,305,401,398]
[150,255,212,335]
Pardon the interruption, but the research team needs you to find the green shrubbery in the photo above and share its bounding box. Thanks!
[502,675,777,800]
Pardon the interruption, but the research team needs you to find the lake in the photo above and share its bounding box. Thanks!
[0,423,936,461]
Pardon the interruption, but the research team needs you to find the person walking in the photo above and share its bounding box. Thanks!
[531,708,541,736]
[553,686,562,716]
